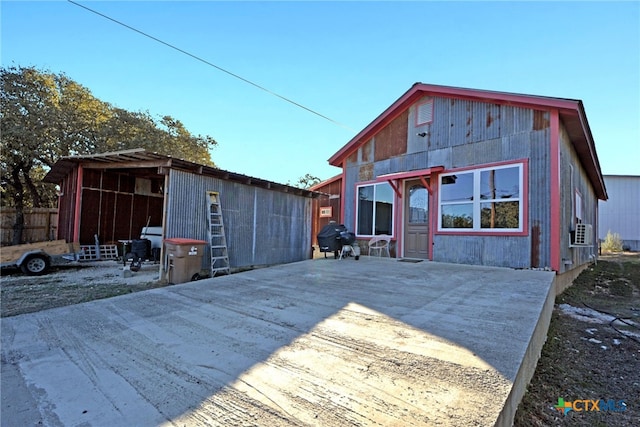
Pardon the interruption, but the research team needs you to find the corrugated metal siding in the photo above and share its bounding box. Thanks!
[559,124,599,273]
[343,164,359,230]
[166,169,311,269]
[599,176,640,251]
[528,129,552,269]
[433,235,529,268]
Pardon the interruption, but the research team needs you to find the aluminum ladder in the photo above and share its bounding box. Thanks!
[207,191,230,277]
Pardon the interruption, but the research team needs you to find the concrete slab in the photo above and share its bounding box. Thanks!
[1,258,555,426]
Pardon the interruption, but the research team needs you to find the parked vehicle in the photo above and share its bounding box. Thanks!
[0,240,78,275]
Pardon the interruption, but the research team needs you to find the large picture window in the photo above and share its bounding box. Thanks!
[356,182,394,236]
[439,163,524,232]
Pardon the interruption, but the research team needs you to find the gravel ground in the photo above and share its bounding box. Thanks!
[1,260,167,318]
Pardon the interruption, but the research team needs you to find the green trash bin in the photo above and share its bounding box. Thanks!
[164,238,206,284]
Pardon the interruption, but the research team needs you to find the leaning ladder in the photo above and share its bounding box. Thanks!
[207,191,231,277]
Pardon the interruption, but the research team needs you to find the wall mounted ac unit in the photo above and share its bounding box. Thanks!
[573,223,593,246]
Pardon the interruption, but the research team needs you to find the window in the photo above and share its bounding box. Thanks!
[575,190,583,223]
[356,182,394,236]
[439,163,523,232]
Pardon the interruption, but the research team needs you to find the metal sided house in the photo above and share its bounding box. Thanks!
[44,149,317,278]
[328,83,608,278]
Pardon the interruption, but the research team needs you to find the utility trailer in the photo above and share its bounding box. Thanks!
[0,240,78,275]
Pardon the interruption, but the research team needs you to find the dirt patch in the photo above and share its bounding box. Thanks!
[514,252,640,426]
[1,261,170,318]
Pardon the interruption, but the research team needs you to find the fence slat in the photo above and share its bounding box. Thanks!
[0,208,58,245]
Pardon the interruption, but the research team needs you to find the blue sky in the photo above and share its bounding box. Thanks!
[2,1,639,185]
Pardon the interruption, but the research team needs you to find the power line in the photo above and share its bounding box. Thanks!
[67,0,354,132]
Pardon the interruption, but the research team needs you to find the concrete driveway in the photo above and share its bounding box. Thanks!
[1,257,554,426]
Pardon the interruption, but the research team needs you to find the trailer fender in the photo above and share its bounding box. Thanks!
[17,250,51,275]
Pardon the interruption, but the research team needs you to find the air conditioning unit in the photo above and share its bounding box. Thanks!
[573,223,593,246]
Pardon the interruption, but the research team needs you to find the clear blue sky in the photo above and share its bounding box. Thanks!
[2,1,639,185]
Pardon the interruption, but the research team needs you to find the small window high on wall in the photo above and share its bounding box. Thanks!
[356,182,394,236]
[438,162,525,233]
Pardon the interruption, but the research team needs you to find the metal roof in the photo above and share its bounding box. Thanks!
[43,148,319,198]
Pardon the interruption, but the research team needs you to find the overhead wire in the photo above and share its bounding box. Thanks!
[67,0,355,132]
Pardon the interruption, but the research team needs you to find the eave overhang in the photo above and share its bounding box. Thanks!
[43,149,320,198]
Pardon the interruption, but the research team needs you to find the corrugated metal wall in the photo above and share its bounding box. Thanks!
[559,125,599,272]
[598,176,640,251]
[166,169,312,269]
[344,95,558,269]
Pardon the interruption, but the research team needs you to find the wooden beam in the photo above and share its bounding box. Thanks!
[387,180,402,198]
[419,176,433,195]
[80,160,171,170]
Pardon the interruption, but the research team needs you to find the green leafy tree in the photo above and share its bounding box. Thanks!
[1,65,217,244]
[295,173,322,189]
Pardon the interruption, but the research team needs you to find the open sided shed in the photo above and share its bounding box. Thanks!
[43,149,317,273]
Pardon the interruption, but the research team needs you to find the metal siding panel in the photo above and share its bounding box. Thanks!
[344,166,359,229]
[433,236,529,268]
[599,176,640,250]
[528,129,551,269]
[558,123,599,273]
[486,103,501,140]
[373,159,392,177]
[431,97,450,150]
[166,170,310,270]
[448,99,468,147]
[469,102,486,144]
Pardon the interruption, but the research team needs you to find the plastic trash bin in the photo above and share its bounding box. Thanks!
[164,238,206,284]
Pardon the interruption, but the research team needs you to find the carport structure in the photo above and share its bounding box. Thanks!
[43,149,316,273]
[1,258,555,426]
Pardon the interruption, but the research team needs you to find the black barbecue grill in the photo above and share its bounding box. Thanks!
[317,223,359,260]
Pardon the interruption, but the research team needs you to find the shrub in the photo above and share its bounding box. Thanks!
[601,230,623,252]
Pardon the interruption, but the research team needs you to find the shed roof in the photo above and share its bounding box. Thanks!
[43,148,319,198]
[329,83,607,200]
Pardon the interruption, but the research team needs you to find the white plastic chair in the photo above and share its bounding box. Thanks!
[368,235,391,257]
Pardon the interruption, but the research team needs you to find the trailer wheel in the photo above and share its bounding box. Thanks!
[21,254,50,275]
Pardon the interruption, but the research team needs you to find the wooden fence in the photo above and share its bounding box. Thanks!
[0,208,58,245]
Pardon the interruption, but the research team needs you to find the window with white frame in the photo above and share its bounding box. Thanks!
[356,182,394,236]
[438,163,523,232]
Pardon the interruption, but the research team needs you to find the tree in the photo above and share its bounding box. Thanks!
[1,65,217,244]
[295,173,322,189]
